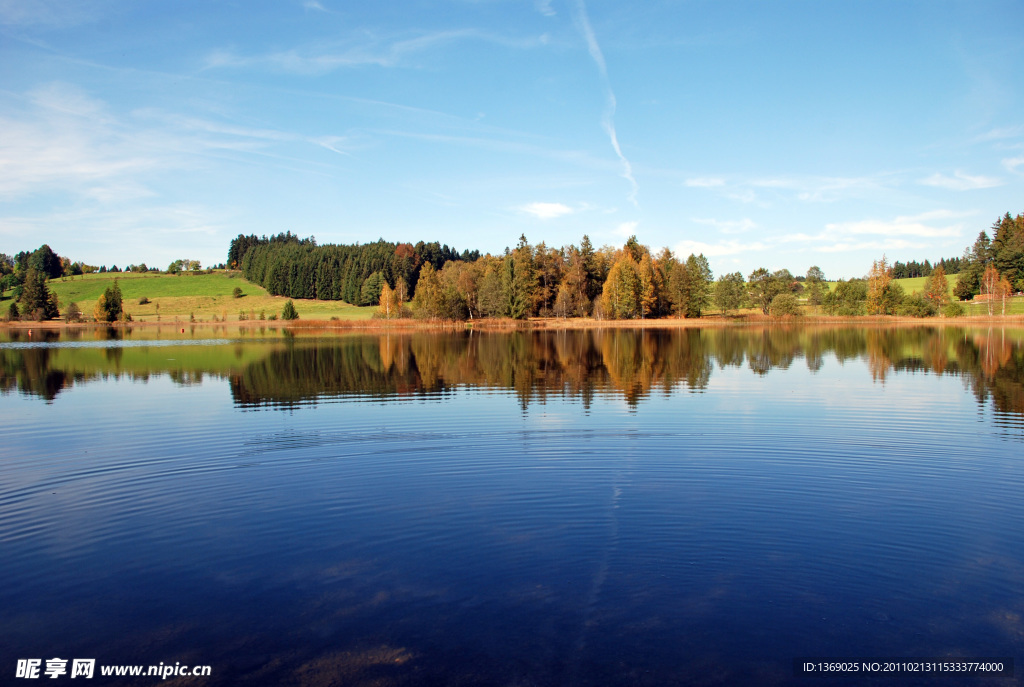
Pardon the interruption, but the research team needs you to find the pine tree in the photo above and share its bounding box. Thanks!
[281,300,299,320]
[19,268,59,320]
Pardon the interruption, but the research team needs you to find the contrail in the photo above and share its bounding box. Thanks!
[573,0,638,206]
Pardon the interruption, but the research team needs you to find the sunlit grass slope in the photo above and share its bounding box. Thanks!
[44,271,375,322]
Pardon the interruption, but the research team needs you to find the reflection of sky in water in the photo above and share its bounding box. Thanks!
[1,333,1023,686]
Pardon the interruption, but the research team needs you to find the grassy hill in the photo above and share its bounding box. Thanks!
[40,271,375,322]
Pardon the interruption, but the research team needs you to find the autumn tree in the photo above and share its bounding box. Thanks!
[924,265,949,309]
[562,244,592,316]
[637,253,661,318]
[552,284,572,318]
[867,256,901,315]
[533,242,563,315]
[998,275,1012,315]
[377,282,401,319]
[394,276,409,304]
[980,264,1000,316]
[601,254,641,319]
[413,263,444,318]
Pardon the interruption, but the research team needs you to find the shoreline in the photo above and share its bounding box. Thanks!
[3,313,1024,333]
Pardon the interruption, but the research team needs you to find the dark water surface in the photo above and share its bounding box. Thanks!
[2,325,1023,686]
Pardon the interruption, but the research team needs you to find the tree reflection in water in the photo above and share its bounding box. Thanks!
[2,326,1023,418]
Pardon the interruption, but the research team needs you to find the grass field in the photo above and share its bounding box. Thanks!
[14,271,375,323]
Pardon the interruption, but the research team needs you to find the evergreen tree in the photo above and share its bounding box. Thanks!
[19,268,59,320]
[281,300,299,320]
[93,280,124,322]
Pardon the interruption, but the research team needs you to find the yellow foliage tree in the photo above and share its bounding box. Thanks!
[924,265,949,308]
[866,255,893,315]
[377,282,401,319]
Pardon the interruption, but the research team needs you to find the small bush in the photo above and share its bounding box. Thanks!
[64,302,82,323]
[232,287,243,299]
[896,293,937,318]
[942,302,966,318]
[769,293,801,317]
[267,313,278,321]
[138,296,150,305]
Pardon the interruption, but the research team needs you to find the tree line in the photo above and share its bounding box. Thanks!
[230,232,478,306]
[2,210,1020,323]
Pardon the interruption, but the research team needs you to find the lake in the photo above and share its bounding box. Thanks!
[1,325,1022,686]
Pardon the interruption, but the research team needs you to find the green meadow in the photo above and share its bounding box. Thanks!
[42,271,375,323]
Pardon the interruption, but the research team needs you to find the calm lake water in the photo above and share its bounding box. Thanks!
[2,325,1022,686]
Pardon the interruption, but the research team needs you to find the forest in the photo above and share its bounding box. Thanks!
[1,212,1022,322]
[226,211,1024,321]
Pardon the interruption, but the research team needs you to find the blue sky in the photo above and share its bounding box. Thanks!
[1,0,1022,279]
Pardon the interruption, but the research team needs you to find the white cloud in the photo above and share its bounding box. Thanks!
[0,86,158,199]
[692,217,756,234]
[673,238,768,258]
[824,211,964,240]
[520,202,574,219]
[536,0,556,16]
[0,203,229,265]
[1003,156,1024,174]
[205,30,549,74]
[685,177,725,188]
[816,239,918,254]
[614,220,638,237]
[751,175,882,202]
[919,171,1002,191]
[972,125,1024,142]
